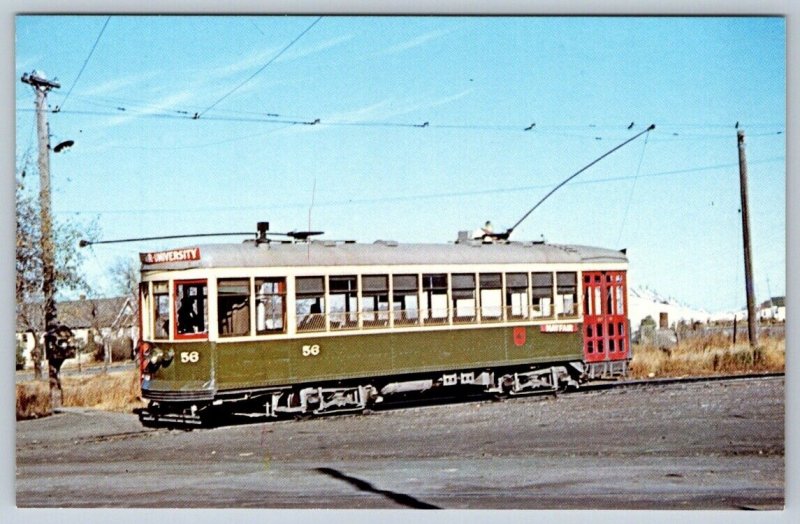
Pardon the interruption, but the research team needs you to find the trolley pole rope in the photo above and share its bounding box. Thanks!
[505,124,655,238]
[79,232,254,247]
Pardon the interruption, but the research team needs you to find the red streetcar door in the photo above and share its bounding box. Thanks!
[583,271,629,363]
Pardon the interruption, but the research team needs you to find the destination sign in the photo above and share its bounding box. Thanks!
[140,247,201,264]
[540,323,578,333]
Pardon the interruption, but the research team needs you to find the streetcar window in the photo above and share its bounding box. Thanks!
[480,273,502,320]
[256,278,286,334]
[422,274,448,324]
[583,285,592,316]
[218,279,250,337]
[556,272,577,317]
[506,273,528,319]
[594,287,603,315]
[532,272,553,318]
[329,276,358,329]
[139,283,150,341]
[175,281,208,336]
[362,275,389,327]
[296,277,325,332]
[393,274,419,326]
[616,280,625,315]
[606,283,614,315]
[452,273,476,322]
[153,281,170,339]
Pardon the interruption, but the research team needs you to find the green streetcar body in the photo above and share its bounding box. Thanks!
[137,239,628,422]
[145,325,583,396]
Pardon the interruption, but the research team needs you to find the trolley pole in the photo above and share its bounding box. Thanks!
[21,71,61,396]
[736,129,759,357]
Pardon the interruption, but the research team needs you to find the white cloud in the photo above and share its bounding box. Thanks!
[79,71,159,97]
[276,34,355,63]
[376,29,452,56]
[279,88,475,136]
[101,90,196,128]
[16,55,44,75]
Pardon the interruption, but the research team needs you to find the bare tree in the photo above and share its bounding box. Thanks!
[15,169,96,380]
[109,256,140,302]
[107,256,141,367]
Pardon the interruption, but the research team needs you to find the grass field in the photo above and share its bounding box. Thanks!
[629,334,785,379]
[16,369,145,420]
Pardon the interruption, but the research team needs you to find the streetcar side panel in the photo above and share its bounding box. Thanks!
[212,325,583,390]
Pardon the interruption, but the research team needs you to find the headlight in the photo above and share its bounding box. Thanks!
[162,348,174,367]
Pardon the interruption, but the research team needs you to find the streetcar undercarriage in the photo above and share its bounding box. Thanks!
[138,359,612,428]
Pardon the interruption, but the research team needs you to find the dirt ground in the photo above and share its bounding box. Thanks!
[15,376,784,509]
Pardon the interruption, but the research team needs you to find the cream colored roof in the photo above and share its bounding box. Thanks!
[141,240,627,272]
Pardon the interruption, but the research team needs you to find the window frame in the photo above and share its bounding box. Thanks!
[392,274,420,326]
[152,281,171,340]
[174,279,209,340]
[531,272,554,318]
[255,277,287,335]
[217,278,252,338]
[296,276,326,332]
[361,274,390,328]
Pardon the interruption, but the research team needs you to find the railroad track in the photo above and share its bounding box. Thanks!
[581,371,785,393]
[368,371,785,415]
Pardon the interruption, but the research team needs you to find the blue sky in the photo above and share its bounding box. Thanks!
[14,15,785,312]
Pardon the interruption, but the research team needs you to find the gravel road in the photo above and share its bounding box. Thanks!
[16,376,784,509]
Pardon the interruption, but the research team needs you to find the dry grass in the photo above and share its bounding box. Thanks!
[16,369,146,420]
[16,381,51,420]
[61,369,147,412]
[630,335,785,379]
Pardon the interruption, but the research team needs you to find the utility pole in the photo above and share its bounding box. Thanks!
[736,129,759,358]
[21,71,61,403]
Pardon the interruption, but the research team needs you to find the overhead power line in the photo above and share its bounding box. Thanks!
[56,16,111,113]
[18,104,785,142]
[198,16,323,118]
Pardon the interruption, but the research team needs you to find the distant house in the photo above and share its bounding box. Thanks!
[627,286,710,331]
[16,296,138,368]
[759,296,786,322]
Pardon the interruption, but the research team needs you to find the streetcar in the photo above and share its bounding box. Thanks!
[136,223,630,426]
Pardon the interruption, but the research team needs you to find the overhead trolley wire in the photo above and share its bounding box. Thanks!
[56,16,111,113]
[17,104,785,143]
[21,91,786,140]
[197,16,323,118]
